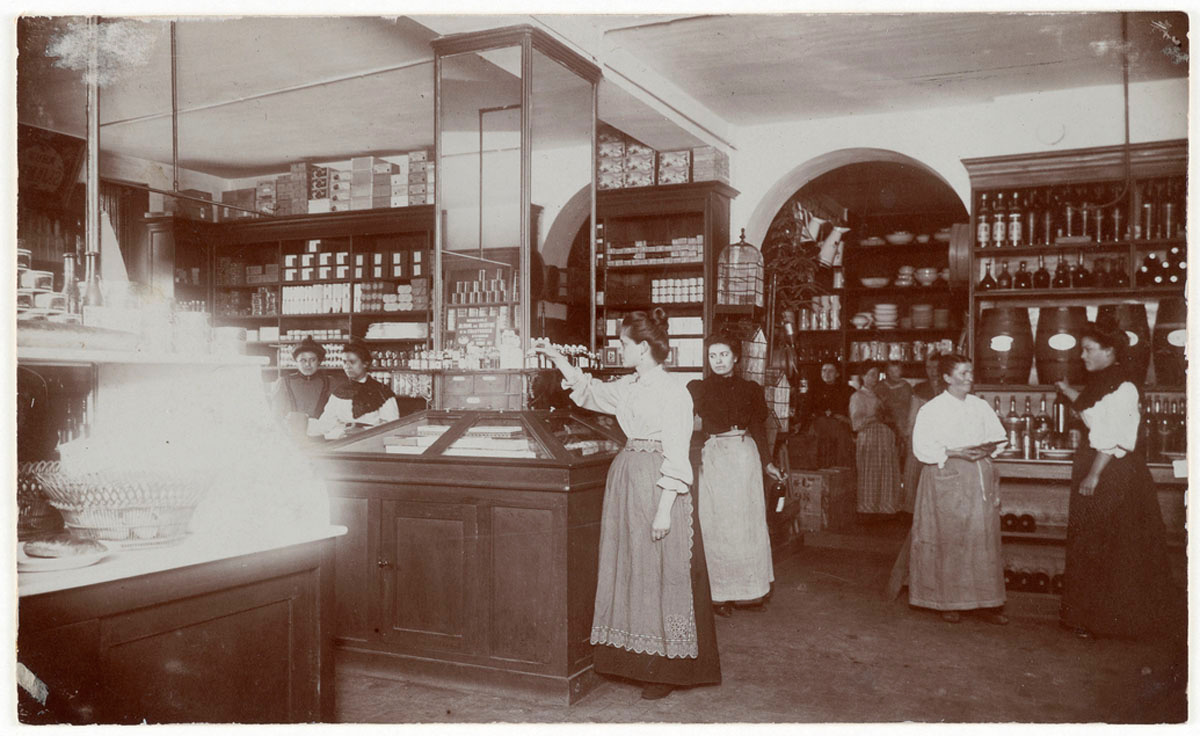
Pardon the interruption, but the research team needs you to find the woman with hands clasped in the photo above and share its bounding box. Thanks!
[1054,322,1172,640]
[907,353,1010,625]
[534,309,721,700]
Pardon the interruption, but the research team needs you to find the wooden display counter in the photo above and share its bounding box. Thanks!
[18,527,344,724]
[312,409,622,704]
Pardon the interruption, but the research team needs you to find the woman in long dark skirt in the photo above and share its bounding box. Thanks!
[1055,321,1173,639]
[535,309,720,700]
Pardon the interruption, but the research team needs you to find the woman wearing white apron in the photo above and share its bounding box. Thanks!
[688,334,783,616]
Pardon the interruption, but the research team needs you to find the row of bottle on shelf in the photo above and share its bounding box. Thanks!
[977,245,1186,291]
[982,393,1186,462]
[974,176,1185,248]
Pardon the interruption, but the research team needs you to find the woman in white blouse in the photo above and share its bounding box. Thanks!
[535,309,721,700]
[1055,322,1173,639]
[907,353,1009,624]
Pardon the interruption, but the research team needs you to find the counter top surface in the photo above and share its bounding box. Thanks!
[995,457,1187,485]
[18,524,347,598]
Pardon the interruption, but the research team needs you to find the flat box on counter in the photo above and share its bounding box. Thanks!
[789,468,855,532]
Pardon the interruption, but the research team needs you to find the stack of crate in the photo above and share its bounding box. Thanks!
[657,150,691,185]
[407,150,435,205]
[327,169,353,212]
[691,145,730,184]
[597,128,626,190]
[254,179,276,215]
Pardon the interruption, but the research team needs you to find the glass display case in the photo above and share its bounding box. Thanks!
[329,408,622,463]
[431,26,599,401]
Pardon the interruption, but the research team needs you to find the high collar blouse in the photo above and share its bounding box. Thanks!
[565,364,694,494]
[912,391,1007,468]
[688,373,769,460]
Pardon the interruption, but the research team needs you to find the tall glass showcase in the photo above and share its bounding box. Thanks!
[431,26,599,408]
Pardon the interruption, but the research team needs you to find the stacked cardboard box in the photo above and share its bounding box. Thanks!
[597,127,626,190]
[255,179,276,215]
[407,149,435,205]
[166,189,215,221]
[220,188,257,220]
[657,150,691,186]
[691,145,730,184]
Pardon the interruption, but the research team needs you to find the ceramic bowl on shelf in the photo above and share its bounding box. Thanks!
[860,236,886,247]
[850,313,873,329]
[916,234,931,243]
[885,232,915,245]
[897,265,915,275]
[932,232,952,242]
[860,277,889,288]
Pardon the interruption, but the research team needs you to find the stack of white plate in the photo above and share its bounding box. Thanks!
[911,304,934,329]
[894,265,915,287]
[932,308,950,329]
[873,303,898,329]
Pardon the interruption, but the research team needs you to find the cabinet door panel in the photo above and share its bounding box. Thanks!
[330,495,375,644]
[489,506,557,665]
[380,500,478,652]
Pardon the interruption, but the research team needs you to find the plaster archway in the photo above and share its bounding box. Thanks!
[541,185,591,269]
[742,148,966,248]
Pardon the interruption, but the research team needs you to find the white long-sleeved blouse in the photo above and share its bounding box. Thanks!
[912,391,1007,468]
[564,364,694,493]
[1080,382,1139,459]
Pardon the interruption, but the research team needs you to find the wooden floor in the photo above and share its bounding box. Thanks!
[335,520,1188,724]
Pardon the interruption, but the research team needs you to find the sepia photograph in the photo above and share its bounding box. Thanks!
[6,1,1192,729]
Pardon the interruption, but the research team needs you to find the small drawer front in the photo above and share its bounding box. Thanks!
[442,374,474,396]
[472,373,511,395]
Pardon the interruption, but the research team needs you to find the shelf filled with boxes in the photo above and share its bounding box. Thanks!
[201,208,435,377]
[596,122,729,191]
[594,181,737,374]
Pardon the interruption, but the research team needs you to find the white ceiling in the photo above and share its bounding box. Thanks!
[16,12,1189,180]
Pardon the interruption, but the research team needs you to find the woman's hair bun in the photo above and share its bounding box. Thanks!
[650,306,669,326]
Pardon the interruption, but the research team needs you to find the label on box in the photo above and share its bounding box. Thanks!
[373,266,383,278]
[284,269,297,282]
[284,254,298,267]
[318,266,332,280]
[318,253,332,266]
[301,254,315,267]
[300,267,314,281]
[336,265,349,279]
[390,195,409,208]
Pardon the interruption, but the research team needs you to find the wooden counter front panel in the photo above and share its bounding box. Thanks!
[18,540,334,724]
[331,496,374,646]
[381,499,479,653]
[489,505,558,666]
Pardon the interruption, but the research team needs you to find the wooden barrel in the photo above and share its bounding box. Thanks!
[1097,303,1151,384]
[975,307,1033,384]
[1152,297,1187,387]
[1035,306,1087,385]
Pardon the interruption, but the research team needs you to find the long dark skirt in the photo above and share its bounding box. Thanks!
[592,445,721,687]
[1060,446,1172,638]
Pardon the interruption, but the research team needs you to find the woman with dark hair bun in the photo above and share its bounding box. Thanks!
[535,308,721,700]
[688,333,783,616]
[308,339,399,438]
[1055,321,1173,639]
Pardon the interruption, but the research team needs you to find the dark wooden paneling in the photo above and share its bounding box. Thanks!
[331,496,373,644]
[18,539,336,724]
[381,500,478,652]
[489,506,556,665]
[566,486,604,671]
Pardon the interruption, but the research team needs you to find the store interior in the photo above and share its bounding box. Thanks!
[12,12,1191,725]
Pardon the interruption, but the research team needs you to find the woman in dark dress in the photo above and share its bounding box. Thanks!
[271,336,333,421]
[688,334,783,616]
[308,340,399,438]
[535,310,720,700]
[803,362,856,467]
[1055,322,1173,639]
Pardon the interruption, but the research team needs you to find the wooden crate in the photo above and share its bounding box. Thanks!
[789,467,854,532]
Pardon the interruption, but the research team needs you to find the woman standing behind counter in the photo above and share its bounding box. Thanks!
[308,340,399,438]
[688,334,783,616]
[535,309,720,700]
[1055,322,1173,640]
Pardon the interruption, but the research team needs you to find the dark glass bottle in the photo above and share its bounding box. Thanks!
[1008,191,1023,247]
[1032,255,1051,289]
[976,192,991,249]
[992,192,1007,248]
[1071,252,1091,288]
[1157,400,1176,458]
[1112,257,1130,288]
[1014,261,1032,289]
[1053,390,1070,443]
[1051,256,1071,289]
[996,261,1013,289]
[1033,395,1052,448]
[1142,398,1160,462]
[978,260,997,290]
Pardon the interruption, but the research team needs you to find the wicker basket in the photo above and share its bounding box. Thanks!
[34,463,210,544]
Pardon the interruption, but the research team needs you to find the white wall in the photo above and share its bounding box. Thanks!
[730,78,1189,246]
[99,151,230,212]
